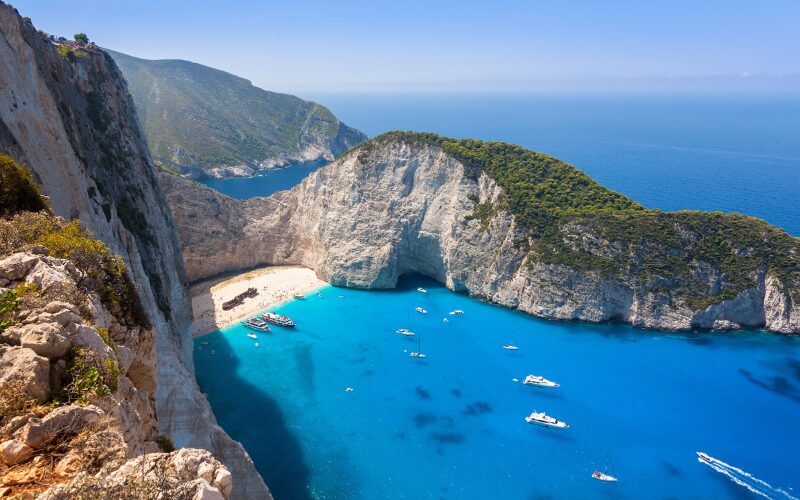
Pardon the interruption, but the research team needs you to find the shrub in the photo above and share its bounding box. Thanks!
[0,155,48,217]
[0,289,18,333]
[0,380,49,427]
[73,33,89,44]
[66,348,121,405]
[155,435,175,453]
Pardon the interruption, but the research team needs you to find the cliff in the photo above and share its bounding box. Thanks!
[107,49,367,179]
[161,133,800,334]
[0,4,269,497]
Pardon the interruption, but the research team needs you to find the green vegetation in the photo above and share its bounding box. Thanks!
[0,289,19,333]
[65,348,121,405]
[57,44,89,62]
[155,434,175,452]
[73,32,89,44]
[0,212,149,326]
[0,155,49,217]
[106,49,366,173]
[364,132,800,307]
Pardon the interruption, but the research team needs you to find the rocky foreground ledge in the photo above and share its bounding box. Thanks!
[161,132,800,335]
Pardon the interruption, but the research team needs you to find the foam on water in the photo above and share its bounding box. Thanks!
[195,276,800,499]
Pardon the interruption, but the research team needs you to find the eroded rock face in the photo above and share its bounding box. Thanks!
[0,345,50,401]
[162,140,800,334]
[0,3,268,497]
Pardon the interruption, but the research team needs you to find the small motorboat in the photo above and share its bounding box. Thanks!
[417,287,428,293]
[243,317,271,332]
[396,328,415,336]
[525,411,568,428]
[592,454,618,482]
[261,312,296,328]
[254,342,259,347]
[344,387,354,392]
[523,375,559,388]
[247,333,257,339]
[696,452,714,464]
[443,318,449,323]
[502,344,519,350]
[415,307,428,314]
[409,352,427,358]
[294,293,305,300]
[449,310,464,315]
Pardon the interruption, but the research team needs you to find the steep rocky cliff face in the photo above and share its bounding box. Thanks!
[161,136,800,334]
[0,3,269,497]
[108,49,367,180]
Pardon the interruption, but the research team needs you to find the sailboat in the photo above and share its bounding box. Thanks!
[410,333,427,358]
[592,454,618,482]
[503,332,519,350]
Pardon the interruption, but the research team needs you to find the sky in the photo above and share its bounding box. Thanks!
[11,0,800,94]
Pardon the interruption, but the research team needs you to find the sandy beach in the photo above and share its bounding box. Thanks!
[190,265,328,337]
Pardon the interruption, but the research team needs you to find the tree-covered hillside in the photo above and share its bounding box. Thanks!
[107,50,366,177]
[365,132,800,308]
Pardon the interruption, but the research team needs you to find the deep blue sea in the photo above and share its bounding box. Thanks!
[194,94,800,499]
[196,276,800,500]
[199,160,328,199]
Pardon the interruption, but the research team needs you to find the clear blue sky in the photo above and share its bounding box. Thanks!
[11,0,800,94]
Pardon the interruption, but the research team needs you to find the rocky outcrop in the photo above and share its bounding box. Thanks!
[0,4,269,497]
[161,139,800,334]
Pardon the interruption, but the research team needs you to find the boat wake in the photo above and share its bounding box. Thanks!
[698,453,797,500]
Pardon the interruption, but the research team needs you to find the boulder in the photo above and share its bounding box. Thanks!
[19,322,71,358]
[0,345,50,401]
[0,439,34,465]
[0,253,39,282]
[15,405,104,449]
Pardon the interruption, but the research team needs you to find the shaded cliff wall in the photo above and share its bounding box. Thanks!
[0,4,270,497]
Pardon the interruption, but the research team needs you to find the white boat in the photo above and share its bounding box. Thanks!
[523,374,559,388]
[696,451,715,464]
[443,318,449,323]
[525,411,568,428]
[417,287,428,293]
[247,333,257,339]
[294,293,305,300]
[592,454,618,482]
[254,342,259,347]
[502,344,519,350]
[449,310,464,315]
[415,307,428,314]
[261,312,296,328]
[396,328,415,336]
[344,387,354,392]
[243,317,271,332]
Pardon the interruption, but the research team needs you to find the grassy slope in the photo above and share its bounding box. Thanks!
[107,49,364,169]
[364,132,800,308]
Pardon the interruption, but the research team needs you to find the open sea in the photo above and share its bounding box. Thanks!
[194,94,800,499]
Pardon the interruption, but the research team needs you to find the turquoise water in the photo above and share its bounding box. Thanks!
[199,160,328,199]
[194,276,800,499]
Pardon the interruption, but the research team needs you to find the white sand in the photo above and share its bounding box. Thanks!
[190,266,327,337]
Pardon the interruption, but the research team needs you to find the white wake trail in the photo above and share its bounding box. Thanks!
[698,454,797,500]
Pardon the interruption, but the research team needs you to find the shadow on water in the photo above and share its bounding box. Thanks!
[739,367,800,404]
[195,334,314,500]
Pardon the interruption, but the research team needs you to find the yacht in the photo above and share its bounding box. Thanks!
[525,411,568,428]
[415,307,428,314]
[247,333,257,339]
[523,375,559,388]
[261,312,296,327]
[592,454,618,482]
[396,328,415,336]
[410,335,427,358]
[417,287,428,293]
[243,317,271,332]
[502,344,519,350]
[449,310,464,315]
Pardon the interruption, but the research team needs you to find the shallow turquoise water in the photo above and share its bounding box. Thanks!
[194,276,800,499]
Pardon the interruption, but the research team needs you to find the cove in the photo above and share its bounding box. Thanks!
[199,160,328,200]
[194,275,800,499]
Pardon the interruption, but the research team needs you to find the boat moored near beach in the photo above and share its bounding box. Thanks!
[396,328,415,336]
[523,375,559,388]
[417,287,427,293]
[262,312,296,327]
[525,411,568,428]
[243,317,271,332]
[415,307,428,314]
[294,293,305,300]
[502,344,519,350]
[449,310,464,315]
